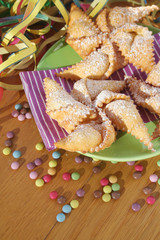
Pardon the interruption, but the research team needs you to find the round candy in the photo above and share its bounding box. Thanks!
[3,147,11,155]
[76,188,85,198]
[11,110,19,118]
[75,155,83,164]
[49,191,58,200]
[158,178,160,185]
[48,168,56,176]
[25,112,32,119]
[71,172,80,180]
[12,150,21,159]
[92,166,101,174]
[100,178,109,186]
[149,174,158,183]
[103,185,112,194]
[127,161,135,166]
[70,200,79,209]
[52,151,61,159]
[111,161,118,164]
[146,196,156,205]
[23,102,30,109]
[157,160,160,167]
[56,213,65,223]
[5,139,12,147]
[92,158,100,163]
[102,193,111,202]
[15,103,22,110]
[109,175,117,184]
[6,131,14,139]
[11,161,20,170]
[49,160,57,168]
[35,142,44,151]
[43,174,52,183]
[133,171,142,180]
[18,114,25,121]
[93,190,103,199]
[135,164,143,172]
[57,196,66,204]
[111,191,121,200]
[20,108,27,115]
[83,156,92,163]
[143,186,153,195]
[34,158,43,166]
[27,162,36,170]
[35,179,44,187]
[62,205,72,214]
[112,183,120,191]
[132,202,141,212]
[29,171,38,179]
[62,172,71,181]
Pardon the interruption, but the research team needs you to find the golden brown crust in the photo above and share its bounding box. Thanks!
[146,60,160,87]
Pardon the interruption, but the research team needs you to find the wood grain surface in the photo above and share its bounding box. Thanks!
[1,87,160,240]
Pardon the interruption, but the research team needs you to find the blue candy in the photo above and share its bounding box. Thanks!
[15,104,22,110]
[56,213,66,222]
[52,151,61,159]
[12,150,22,159]
[62,204,72,214]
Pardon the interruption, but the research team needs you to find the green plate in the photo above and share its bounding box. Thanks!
[37,38,160,162]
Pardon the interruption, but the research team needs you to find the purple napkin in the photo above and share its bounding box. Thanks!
[19,33,160,151]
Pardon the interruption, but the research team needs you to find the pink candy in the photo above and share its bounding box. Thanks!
[62,172,71,181]
[18,114,25,121]
[49,191,58,200]
[29,171,38,179]
[149,174,158,183]
[25,112,32,119]
[12,110,19,118]
[11,161,20,170]
[135,164,143,172]
[43,174,52,183]
[146,196,156,205]
[100,178,109,186]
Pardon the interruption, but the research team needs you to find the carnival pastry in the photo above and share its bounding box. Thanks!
[146,60,160,87]
[96,8,111,33]
[71,78,125,106]
[43,77,97,133]
[57,39,127,80]
[126,76,160,116]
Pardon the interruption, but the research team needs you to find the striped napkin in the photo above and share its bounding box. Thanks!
[19,33,160,151]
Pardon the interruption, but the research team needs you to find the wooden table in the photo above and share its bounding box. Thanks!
[1,89,160,240]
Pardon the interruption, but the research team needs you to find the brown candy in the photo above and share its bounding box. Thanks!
[143,186,153,195]
[57,195,66,204]
[93,166,101,174]
[111,191,121,200]
[133,171,142,179]
[93,190,103,198]
[84,156,92,163]
[5,139,12,147]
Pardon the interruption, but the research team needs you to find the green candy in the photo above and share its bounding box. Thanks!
[157,160,160,167]
[3,147,11,155]
[71,172,80,181]
[112,183,120,191]
[158,178,160,185]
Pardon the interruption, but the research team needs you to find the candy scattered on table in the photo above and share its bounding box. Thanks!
[27,162,36,170]
[109,175,117,184]
[2,147,11,155]
[56,213,66,223]
[25,112,32,119]
[15,104,22,110]
[49,191,58,200]
[111,183,120,192]
[92,166,101,174]
[62,205,72,214]
[111,191,121,200]
[48,168,56,176]
[12,150,22,159]
[29,171,38,180]
[43,174,52,183]
[62,172,71,181]
[102,193,111,202]
[103,186,112,194]
[35,179,44,187]
[146,196,156,205]
[70,200,79,209]
[11,110,19,118]
[127,161,135,166]
[57,196,66,204]
[76,188,85,198]
[71,172,80,181]
[135,164,143,172]
[93,190,103,199]
[149,174,158,183]
[52,151,61,159]
[34,158,43,166]
[143,186,153,195]
[84,156,92,163]
[75,155,83,164]
[12,102,32,121]
[11,161,20,170]
[5,139,12,147]
[158,179,160,185]
[6,131,14,139]
[35,142,44,151]
[132,202,141,212]
[18,114,25,121]
[20,108,27,115]
[100,178,109,186]
[49,160,57,168]
[133,171,142,180]
[157,160,160,167]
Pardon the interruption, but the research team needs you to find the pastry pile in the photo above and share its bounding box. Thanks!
[56,3,158,80]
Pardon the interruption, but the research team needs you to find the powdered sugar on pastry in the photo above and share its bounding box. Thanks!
[146,60,160,87]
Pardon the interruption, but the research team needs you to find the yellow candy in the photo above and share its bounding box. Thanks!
[102,193,111,202]
[70,200,79,209]
[3,147,11,155]
[35,179,44,187]
[35,142,44,151]
[49,160,57,168]
[109,175,118,184]
[103,185,112,194]
[92,158,100,162]
[48,168,56,176]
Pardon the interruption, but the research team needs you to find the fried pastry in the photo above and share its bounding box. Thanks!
[108,5,159,29]
[126,76,160,115]
[43,77,97,133]
[104,99,154,151]
[151,121,160,140]
[57,39,127,80]
[96,8,111,33]
[71,78,125,106]
[110,24,155,73]
[55,115,116,153]
[146,60,160,87]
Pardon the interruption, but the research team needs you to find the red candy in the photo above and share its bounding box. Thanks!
[62,172,71,181]
[49,191,58,200]
[146,196,156,205]
[135,164,143,172]
[43,174,52,183]
[100,178,109,186]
